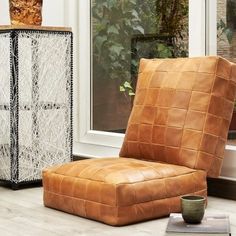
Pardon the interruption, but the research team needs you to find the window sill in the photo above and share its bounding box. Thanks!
[226,139,236,151]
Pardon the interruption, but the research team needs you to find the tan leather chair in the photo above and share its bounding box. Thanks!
[43,56,236,226]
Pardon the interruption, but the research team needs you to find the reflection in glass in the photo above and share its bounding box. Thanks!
[217,0,236,139]
[92,0,189,132]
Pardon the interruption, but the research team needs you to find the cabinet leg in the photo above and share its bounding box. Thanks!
[11,183,19,190]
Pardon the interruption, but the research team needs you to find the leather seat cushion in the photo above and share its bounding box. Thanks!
[43,158,207,226]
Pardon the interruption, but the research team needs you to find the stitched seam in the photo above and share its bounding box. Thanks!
[50,168,203,185]
[44,188,207,208]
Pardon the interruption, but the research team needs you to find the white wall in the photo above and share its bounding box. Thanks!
[0,0,66,26]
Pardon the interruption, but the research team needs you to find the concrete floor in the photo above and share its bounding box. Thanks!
[0,186,235,236]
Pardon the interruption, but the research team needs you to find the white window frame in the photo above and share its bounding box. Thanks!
[206,0,217,56]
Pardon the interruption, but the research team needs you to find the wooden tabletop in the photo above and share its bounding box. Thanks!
[0,25,72,32]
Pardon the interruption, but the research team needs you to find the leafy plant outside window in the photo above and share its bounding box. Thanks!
[92,0,188,98]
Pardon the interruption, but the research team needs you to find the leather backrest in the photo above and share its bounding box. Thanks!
[119,56,236,177]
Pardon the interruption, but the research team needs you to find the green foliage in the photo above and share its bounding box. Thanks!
[92,0,188,97]
[135,0,158,33]
[93,0,144,83]
[120,81,135,96]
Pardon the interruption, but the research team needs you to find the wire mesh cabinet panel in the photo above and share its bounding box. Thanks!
[0,27,73,188]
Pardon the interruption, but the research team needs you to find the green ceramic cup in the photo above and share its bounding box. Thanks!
[181,195,206,224]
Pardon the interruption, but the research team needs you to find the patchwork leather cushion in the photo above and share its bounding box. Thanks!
[43,158,207,226]
[120,56,236,177]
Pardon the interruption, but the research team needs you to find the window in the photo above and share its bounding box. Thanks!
[76,0,205,157]
[217,0,236,63]
[91,0,189,133]
[216,0,236,141]
[207,0,236,140]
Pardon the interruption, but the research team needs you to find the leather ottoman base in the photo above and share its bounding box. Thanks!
[43,158,207,226]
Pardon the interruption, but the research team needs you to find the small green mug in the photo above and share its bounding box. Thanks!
[181,195,206,224]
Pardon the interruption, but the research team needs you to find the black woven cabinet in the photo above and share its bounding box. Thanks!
[0,26,73,189]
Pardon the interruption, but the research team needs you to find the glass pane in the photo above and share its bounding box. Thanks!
[92,0,189,132]
[217,0,236,140]
[217,0,236,62]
